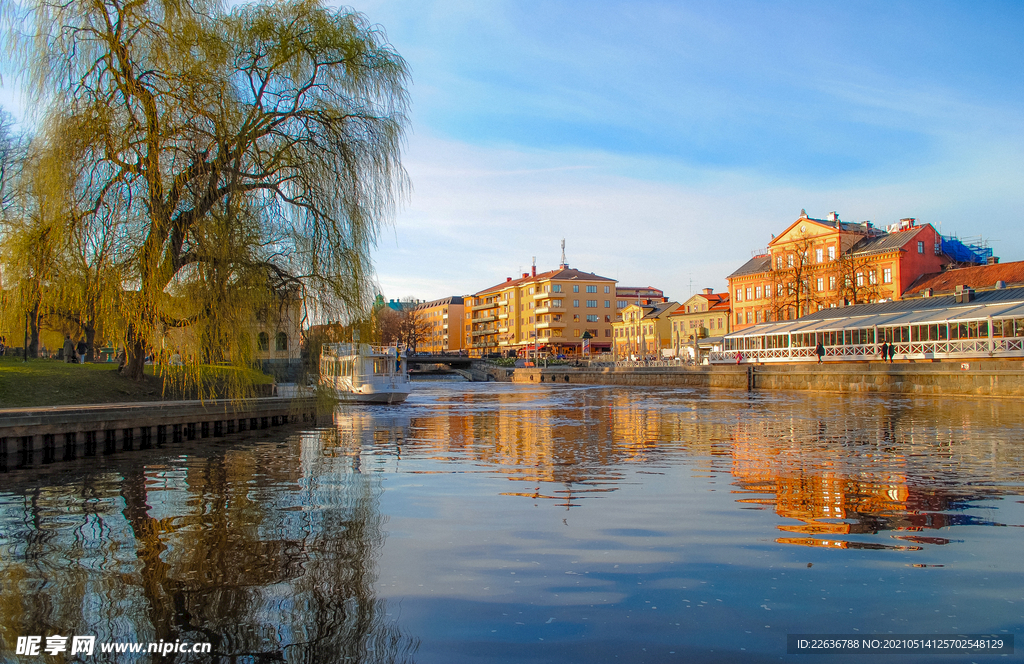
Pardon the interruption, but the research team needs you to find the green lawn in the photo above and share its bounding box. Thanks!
[0,356,274,408]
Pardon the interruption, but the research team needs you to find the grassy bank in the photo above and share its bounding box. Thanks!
[0,356,274,408]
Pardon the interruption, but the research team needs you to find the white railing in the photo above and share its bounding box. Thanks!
[709,336,1024,364]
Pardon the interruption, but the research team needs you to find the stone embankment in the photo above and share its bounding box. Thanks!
[1,396,316,470]
[512,360,1024,398]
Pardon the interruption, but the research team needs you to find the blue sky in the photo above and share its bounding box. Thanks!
[361,0,1024,303]
[4,1,1023,304]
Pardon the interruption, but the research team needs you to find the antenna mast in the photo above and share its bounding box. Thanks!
[560,239,567,268]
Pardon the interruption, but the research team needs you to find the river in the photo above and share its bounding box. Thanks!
[1,382,1021,662]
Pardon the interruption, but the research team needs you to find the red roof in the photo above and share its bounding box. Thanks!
[904,261,1024,297]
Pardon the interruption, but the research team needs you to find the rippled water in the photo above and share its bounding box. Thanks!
[1,382,1023,663]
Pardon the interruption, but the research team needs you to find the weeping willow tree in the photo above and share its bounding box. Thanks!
[2,0,409,385]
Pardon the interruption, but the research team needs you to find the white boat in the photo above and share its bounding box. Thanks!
[319,342,411,404]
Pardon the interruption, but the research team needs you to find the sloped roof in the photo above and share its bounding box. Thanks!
[728,255,772,279]
[641,301,680,320]
[847,225,928,257]
[904,261,1024,297]
[475,267,615,296]
[413,295,464,310]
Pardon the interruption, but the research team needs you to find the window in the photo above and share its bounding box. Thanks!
[573,300,579,307]
[586,300,597,307]
[257,332,269,351]
[918,241,924,254]
[816,248,823,263]
[573,314,580,322]
[755,286,762,299]
[787,255,794,268]
[868,270,877,285]
[828,246,836,261]
[605,315,611,322]
[586,315,599,322]
[817,277,824,291]
[777,256,784,270]
[856,272,864,287]
[553,284,562,292]
[574,329,581,337]
[573,285,579,293]
[276,332,288,351]
[745,288,752,300]
[604,300,610,307]
[605,329,611,337]
[883,268,892,284]
[735,288,742,301]
[617,300,628,308]
[552,299,562,307]
[736,312,742,324]
[604,286,610,293]
[829,275,836,290]
[529,287,534,294]
[586,285,597,293]
[765,284,772,298]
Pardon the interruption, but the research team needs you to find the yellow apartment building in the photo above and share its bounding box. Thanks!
[412,296,465,354]
[612,301,678,359]
[668,288,731,347]
[464,264,617,357]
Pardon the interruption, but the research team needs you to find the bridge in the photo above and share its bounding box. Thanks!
[405,355,510,382]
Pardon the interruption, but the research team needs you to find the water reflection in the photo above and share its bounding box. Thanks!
[1,383,1022,662]
[0,432,417,663]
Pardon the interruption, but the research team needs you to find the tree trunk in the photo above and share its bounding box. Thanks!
[28,304,40,358]
[120,338,147,380]
[84,323,96,363]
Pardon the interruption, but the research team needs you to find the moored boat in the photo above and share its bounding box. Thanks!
[319,342,411,404]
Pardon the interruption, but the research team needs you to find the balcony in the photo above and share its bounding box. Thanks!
[475,315,497,323]
[498,325,510,333]
[535,320,567,330]
[498,312,509,320]
[471,301,497,312]
[471,329,493,337]
[534,305,565,315]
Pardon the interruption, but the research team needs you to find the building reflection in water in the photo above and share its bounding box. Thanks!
[333,386,1022,551]
[728,396,1022,550]
[0,429,417,663]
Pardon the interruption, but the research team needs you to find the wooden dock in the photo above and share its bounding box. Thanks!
[0,397,317,470]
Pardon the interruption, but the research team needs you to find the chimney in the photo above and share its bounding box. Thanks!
[531,256,536,277]
[702,288,713,295]
[523,273,529,278]
[921,288,932,298]
[506,277,512,282]
[995,280,1007,289]
[827,211,839,222]
[988,256,1000,265]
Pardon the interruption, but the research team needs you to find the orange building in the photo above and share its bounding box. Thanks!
[727,212,953,331]
[412,296,465,354]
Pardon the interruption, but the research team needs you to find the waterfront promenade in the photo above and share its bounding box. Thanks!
[512,359,1024,398]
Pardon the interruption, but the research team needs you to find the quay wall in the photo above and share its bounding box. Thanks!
[512,360,1024,398]
[0,397,316,469]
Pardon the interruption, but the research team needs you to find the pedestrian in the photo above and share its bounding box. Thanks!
[736,351,743,365]
[0,335,5,356]
[888,342,895,364]
[880,341,889,362]
[63,334,75,363]
[814,342,825,364]
[76,337,87,364]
